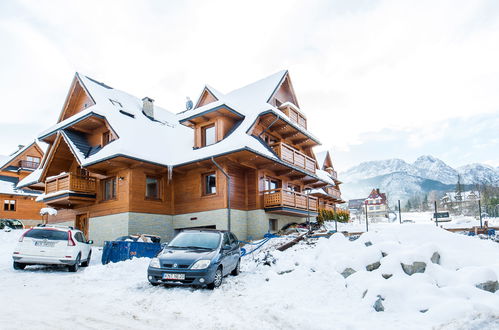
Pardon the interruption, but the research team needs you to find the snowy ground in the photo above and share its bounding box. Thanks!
[1,223,499,330]
[342,211,499,233]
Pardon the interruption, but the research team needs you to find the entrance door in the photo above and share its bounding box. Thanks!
[75,213,89,237]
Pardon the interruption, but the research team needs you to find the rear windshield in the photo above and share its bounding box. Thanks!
[168,232,220,249]
[24,229,68,241]
[11,220,22,226]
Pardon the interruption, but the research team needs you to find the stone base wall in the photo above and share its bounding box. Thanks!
[21,219,44,228]
[58,209,309,246]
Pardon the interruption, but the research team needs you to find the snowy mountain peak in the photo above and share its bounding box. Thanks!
[412,155,457,184]
[457,163,499,185]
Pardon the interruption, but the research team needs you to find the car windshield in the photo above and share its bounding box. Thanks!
[11,220,22,226]
[168,232,220,250]
[24,229,68,241]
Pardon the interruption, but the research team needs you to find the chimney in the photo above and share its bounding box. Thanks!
[142,97,154,119]
[376,188,380,194]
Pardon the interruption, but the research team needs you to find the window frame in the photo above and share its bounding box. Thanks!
[145,176,161,200]
[262,176,281,192]
[102,131,111,146]
[3,200,16,212]
[201,124,216,147]
[202,172,217,196]
[269,218,278,232]
[102,177,117,201]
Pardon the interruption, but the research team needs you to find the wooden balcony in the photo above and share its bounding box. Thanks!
[44,173,97,207]
[319,201,336,211]
[263,188,318,216]
[271,142,316,174]
[19,160,39,170]
[325,187,342,200]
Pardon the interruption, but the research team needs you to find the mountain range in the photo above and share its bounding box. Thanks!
[339,155,499,205]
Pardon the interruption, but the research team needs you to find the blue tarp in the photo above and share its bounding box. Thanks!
[101,241,162,265]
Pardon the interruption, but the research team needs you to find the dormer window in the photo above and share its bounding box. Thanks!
[202,124,216,147]
[103,131,111,146]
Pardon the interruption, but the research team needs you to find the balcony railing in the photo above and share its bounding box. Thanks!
[325,187,341,199]
[45,173,96,195]
[271,142,316,174]
[19,160,39,170]
[263,188,318,211]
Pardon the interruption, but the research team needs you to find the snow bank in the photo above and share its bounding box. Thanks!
[1,225,499,329]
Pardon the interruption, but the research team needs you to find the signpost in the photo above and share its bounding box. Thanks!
[434,201,438,227]
[398,200,402,224]
[433,212,450,219]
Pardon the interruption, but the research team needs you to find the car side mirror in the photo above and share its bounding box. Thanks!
[87,240,94,245]
[222,244,231,251]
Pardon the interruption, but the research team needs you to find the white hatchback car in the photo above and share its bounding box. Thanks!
[12,225,93,272]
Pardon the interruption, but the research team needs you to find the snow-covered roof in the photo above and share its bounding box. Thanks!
[0,176,40,197]
[315,151,328,169]
[0,141,44,170]
[30,70,331,186]
[442,191,479,202]
[17,168,43,188]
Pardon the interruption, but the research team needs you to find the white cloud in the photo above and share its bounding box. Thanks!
[0,0,497,168]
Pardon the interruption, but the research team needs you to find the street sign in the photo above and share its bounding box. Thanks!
[434,212,449,219]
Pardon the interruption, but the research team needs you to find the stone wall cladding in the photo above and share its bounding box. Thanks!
[88,213,129,246]
[246,210,306,240]
[128,213,174,242]
[171,209,248,240]
[21,219,43,228]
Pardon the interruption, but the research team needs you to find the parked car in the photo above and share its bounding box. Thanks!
[12,225,93,272]
[115,234,161,243]
[0,219,24,230]
[147,229,241,289]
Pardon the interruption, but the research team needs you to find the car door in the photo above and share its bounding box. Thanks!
[75,232,90,259]
[229,233,239,266]
[220,233,232,275]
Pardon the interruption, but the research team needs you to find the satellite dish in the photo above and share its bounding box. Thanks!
[186,96,193,111]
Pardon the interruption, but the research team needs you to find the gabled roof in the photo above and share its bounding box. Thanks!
[0,175,40,196]
[0,141,45,170]
[24,70,331,187]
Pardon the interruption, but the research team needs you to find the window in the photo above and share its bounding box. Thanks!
[25,229,67,241]
[229,233,238,246]
[102,177,116,201]
[27,156,40,164]
[369,206,374,210]
[263,133,278,145]
[376,206,380,210]
[269,219,278,232]
[146,177,160,199]
[287,184,300,192]
[222,233,230,247]
[202,124,216,146]
[3,200,15,211]
[263,177,280,192]
[74,232,85,243]
[203,172,216,195]
[103,131,112,146]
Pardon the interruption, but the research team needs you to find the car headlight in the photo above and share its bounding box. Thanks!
[149,258,160,268]
[191,259,211,270]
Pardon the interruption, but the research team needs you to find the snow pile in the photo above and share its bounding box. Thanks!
[39,207,57,216]
[1,226,499,329]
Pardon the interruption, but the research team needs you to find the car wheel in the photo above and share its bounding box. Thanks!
[13,261,26,270]
[231,259,241,276]
[68,254,81,272]
[208,267,223,289]
[81,251,92,267]
[149,281,160,287]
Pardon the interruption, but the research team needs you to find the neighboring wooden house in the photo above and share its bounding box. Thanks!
[0,142,46,226]
[19,71,343,244]
[441,190,479,213]
[310,151,343,211]
[364,188,388,218]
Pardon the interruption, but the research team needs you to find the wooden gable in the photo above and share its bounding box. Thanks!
[0,142,44,172]
[269,73,299,108]
[40,134,81,182]
[322,152,333,170]
[195,87,218,109]
[57,74,95,123]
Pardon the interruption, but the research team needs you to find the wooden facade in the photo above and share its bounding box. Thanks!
[0,142,46,224]
[25,71,343,236]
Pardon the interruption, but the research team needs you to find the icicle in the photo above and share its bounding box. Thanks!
[167,165,173,183]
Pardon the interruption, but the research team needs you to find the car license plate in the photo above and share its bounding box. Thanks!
[163,273,185,280]
[34,241,55,247]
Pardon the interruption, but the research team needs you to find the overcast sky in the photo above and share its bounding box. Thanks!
[0,0,498,171]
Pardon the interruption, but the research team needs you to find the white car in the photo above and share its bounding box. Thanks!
[12,225,93,272]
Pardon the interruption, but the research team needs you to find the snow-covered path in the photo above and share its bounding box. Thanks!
[1,225,499,330]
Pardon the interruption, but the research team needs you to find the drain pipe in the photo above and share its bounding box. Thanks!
[211,157,231,231]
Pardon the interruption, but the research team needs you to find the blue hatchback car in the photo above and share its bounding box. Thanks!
[147,229,241,289]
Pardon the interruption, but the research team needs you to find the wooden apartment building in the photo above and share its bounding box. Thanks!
[0,142,46,226]
[19,70,344,244]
